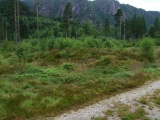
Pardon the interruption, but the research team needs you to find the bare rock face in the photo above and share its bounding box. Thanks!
[23,0,160,26]
[23,0,120,21]
[94,0,120,15]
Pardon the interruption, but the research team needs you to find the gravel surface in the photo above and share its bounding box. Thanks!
[44,80,160,120]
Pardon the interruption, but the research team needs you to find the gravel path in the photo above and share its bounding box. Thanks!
[45,80,160,120]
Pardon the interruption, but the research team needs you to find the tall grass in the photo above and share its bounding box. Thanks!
[0,37,159,119]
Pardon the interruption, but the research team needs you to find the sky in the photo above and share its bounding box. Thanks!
[88,0,160,11]
[116,0,160,11]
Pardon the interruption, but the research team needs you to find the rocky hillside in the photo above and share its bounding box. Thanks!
[23,0,160,26]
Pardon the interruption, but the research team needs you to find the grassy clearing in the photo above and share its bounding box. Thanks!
[0,37,160,119]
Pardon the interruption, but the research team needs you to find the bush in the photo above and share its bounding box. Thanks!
[103,40,114,48]
[39,39,47,51]
[54,38,74,49]
[61,62,76,71]
[155,38,160,46]
[139,38,155,62]
[103,39,123,49]
[47,39,55,50]
[83,37,102,48]
[95,55,118,66]
[0,41,15,52]
[15,42,30,66]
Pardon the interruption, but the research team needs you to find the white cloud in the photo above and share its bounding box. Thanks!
[118,0,160,11]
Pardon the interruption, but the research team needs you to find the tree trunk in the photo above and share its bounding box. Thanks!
[17,0,20,42]
[5,21,8,41]
[36,0,39,39]
[14,0,18,44]
[120,17,122,40]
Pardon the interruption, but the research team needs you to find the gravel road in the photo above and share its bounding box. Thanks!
[44,80,160,120]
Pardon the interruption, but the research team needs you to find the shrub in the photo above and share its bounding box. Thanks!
[15,43,30,66]
[139,38,155,62]
[47,39,55,50]
[30,39,39,52]
[39,39,47,51]
[0,41,15,52]
[59,50,69,58]
[83,37,102,48]
[54,38,74,49]
[61,62,76,71]
[95,55,118,66]
[103,39,123,49]
[155,38,160,46]
[24,66,43,74]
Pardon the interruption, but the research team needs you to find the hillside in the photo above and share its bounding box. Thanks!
[23,0,160,26]
[121,4,160,28]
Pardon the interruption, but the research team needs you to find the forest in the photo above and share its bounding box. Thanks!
[0,0,160,41]
[0,0,160,119]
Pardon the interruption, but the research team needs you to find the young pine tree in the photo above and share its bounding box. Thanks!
[114,9,123,39]
[62,2,73,37]
[104,17,111,37]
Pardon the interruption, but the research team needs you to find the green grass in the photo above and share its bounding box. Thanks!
[138,97,148,105]
[122,107,146,120]
[0,37,160,119]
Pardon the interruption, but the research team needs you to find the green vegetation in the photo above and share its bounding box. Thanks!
[121,107,146,120]
[0,37,160,119]
[139,38,155,62]
[0,0,160,119]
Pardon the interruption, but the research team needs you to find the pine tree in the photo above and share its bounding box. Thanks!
[62,2,73,37]
[149,25,155,38]
[154,17,160,37]
[14,0,18,43]
[114,9,123,39]
[36,0,39,39]
[104,17,110,37]
[14,0,20,43]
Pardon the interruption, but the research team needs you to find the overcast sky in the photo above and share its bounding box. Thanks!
[118,0,160,11]
[88,0,160,11]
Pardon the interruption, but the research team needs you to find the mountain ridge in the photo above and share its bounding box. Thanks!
[23,0,160,27]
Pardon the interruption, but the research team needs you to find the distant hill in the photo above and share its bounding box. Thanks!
[23,0,160,27]
[120,4,160,28]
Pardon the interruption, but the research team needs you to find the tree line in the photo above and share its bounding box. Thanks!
[0,0,160,44]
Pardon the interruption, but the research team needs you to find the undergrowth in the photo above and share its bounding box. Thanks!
[0,37,160,119]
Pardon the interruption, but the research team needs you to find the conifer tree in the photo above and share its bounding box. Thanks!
[62,2,73,37]
[154,17,160,37]
[36,0,39,39]
[114,9,123,39]
[104,17,110,37]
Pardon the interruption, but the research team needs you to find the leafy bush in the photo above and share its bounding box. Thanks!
[29,39,39,52]
[24,66,43,74]
[61,62,77,71]
[15,42,30,66]
[103,40,113,48]
[95,55,118,66]
[139,38,155,62]
[54,38,74,49]
[39,39,47,51]
[102,39,123,49]
[83,37,102,48]
[155,38,160,46]
[59,50,70,58]
[158,50,160,58]
[47,39,55,50]
[0,41,15,52]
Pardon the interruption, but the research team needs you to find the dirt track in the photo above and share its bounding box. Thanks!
[44,80,160,120]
